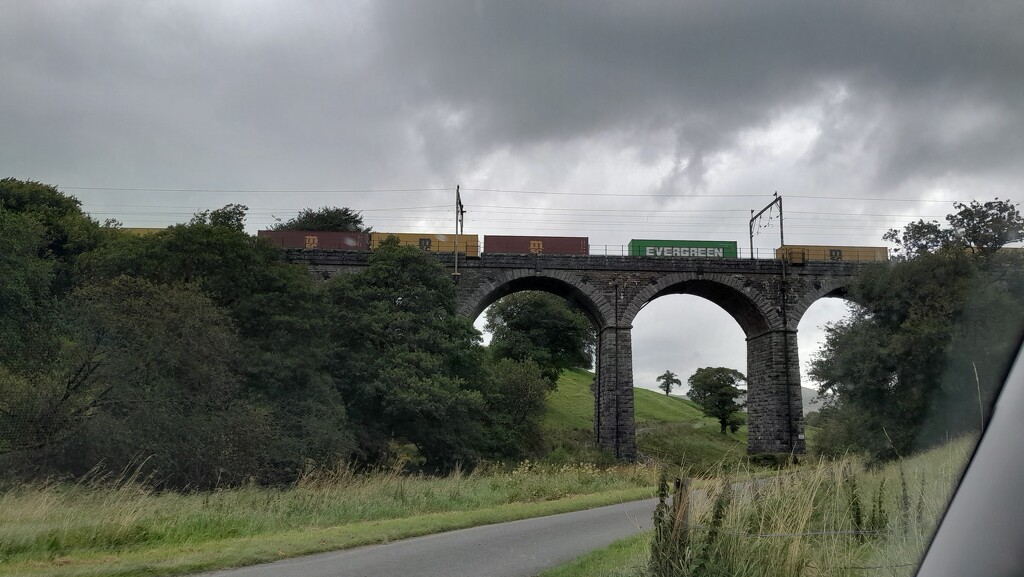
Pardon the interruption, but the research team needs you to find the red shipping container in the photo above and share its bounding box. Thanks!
[484,235,589,255]
[257,230,371,250]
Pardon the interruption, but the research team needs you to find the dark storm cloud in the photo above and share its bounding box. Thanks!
[3,0,1021,194]
[370,0,1024,188]
[1,2,415,189]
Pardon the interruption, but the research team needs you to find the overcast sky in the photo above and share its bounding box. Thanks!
[3,1,1022,398]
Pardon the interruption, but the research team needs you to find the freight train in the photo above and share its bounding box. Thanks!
[257,230,889,262]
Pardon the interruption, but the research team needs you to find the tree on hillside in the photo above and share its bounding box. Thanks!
[273,206,370,232]
[687,367,746,434]
[485,291,595,386]
[656,370,681,396]
[884,198,1024,259]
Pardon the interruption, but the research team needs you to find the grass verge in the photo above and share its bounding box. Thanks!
[0,461,657,577]
[2,487,654,577]
[538,532,651,577]
[646,435,974,577]
[541,436,974,577]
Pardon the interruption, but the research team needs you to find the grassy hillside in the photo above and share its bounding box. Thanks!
[543,369,749,468]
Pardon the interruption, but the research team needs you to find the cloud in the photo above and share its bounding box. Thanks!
[366,0,1024,188]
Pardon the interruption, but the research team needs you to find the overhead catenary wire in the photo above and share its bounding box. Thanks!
[63,184,967,204]
[78,200,950,220]
[62,186,451,194]
[461,187,966,203]
[84,205,944,225]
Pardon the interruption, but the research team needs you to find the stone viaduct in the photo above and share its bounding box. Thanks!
[286,249,868,460]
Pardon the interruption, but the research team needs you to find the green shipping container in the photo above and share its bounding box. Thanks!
[628,239,738,258]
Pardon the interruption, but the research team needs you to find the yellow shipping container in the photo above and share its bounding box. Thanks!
[121,227,167,236]
[776,245,888,263]
[371,232,480,257]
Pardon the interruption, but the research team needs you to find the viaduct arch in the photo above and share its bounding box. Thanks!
[457,268,615,328]
[288,249,869,460]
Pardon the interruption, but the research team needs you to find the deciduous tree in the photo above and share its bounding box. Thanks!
[687,367,746,434]
[0,207,57,371]
[0,178,103,294]
[189,203,249,232]
[0,277,275,487]
[809,251,1024,458]
[324,237,489,467]
[813,199,1024,459]
[884,198,1024,259]
[485,291,594,386]
[479,358,550,459]
[78,210,357,479]
[273,206,369,232]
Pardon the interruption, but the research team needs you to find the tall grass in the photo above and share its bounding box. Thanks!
[0,460,656,568]
[648,436,974,577]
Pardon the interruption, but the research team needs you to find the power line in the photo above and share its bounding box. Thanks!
[93,210,901,231]
[463,187,767,198]
[83,203,450,212]
[463,187,964,203]
[62,183,968,205]
[81,204,944,222]
[64,187,448,193]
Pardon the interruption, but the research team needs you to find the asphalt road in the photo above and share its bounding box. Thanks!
[198,498,657,577]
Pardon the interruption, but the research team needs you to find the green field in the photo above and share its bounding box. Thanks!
[544,369,750,469]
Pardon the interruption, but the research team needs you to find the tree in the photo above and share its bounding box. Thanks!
[0,206,57,371]
[0,277,277,487]
[884,198,1024,259]
[190,203,249,232]
[811,200,1024,459]
[479,358,550,459]
[656,370,681,396]
[78,211,358,480]
[809,251,1023,458]
[0,178,103,295]
[687,367,746,434]
[324,237,489,467]
[485,291,595,385]
[272,206,370,232]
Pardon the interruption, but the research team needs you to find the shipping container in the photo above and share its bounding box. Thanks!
[484,235,589,255]
[776,245,888,263]
[371,232,480,257]
[121,227,167,236]
[628,239,738,258]
[257,230,371,251]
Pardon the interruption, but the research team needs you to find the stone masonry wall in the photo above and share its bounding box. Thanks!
[596,327,636,459]
[746,330,805,453]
